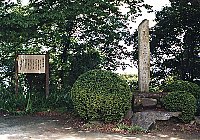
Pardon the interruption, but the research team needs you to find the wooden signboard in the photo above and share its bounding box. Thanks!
[15,53,49,97]
[17,55,46,74]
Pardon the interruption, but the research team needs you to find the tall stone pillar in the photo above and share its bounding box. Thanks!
[138,19,150,92]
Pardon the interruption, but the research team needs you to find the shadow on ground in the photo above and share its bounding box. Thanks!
[0,116,199,140]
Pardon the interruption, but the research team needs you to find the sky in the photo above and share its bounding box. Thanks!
[136,0,170,27]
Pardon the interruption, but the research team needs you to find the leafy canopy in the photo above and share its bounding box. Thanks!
[0,0,151,91]
[150,0,200,82]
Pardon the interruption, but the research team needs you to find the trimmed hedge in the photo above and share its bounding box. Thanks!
[162,80,200,99]
[70,70,131,122]
[162,91,197,122]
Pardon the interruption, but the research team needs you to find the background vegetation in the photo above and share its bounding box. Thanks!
[0,0,199,124]
[0,0,151,115]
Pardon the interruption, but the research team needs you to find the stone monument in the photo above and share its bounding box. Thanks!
[138,19,150,92]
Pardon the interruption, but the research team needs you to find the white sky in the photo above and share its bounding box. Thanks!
[135,0,170,28]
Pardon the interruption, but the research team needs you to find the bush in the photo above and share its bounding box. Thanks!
[46,91,73,110]
[117,124,145,132]
[162,80,200,99]
[0,92,27,113]
[0,89,71,114]
[70,70,131,122]
[120,74,138,92]
[197,98,200,116]
[162,91,197,122]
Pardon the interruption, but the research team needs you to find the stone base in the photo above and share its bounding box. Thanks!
[195,116,200,125]
[141,98,157,107]
[132,111,181,131]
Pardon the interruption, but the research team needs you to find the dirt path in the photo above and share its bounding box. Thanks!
[0,116,199,140]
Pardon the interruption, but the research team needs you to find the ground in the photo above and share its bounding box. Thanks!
[33,111,200,139]
[0,111,199,140]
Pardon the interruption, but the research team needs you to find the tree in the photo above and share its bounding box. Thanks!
[140,0,200,82]
[0,1,42,92]
[0,0,151,90]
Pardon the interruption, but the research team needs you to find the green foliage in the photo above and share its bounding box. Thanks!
[117,124,145,132]
[0,92,26,113]
[0,85,71,114]
[149,85,160,92]
[0,0,151,93]
[0,0,151,117]
[162,91,197,122]
[46,89,73,110]
[132,1,200,82]
[197,98,200,116]
[66,50,101,86]
[71,70,131,122]
[152,1,200,82]
[120,74,138,91]
[162,80,200,99]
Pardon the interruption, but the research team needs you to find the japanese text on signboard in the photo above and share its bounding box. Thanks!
[17,55,45,73]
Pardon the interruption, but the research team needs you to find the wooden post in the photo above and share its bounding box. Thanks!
[138,19,150,92]
[45,52,49,97]
[15,54,19,95]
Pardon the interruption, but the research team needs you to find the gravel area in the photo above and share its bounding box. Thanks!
[0,116,199,140]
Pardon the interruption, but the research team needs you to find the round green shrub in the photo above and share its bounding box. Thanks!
[162,91,197,122]
[162,80,200,99]
[70,70,131,122]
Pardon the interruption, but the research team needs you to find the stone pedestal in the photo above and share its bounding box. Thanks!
[132,111,181,131]
[141,98,157,107]
[195,116,200,125]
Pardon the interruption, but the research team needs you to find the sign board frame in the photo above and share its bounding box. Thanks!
[17,54,46,74]
[15,53,49,97]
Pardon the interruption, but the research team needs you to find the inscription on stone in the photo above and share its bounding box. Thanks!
[138,19,150,92]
